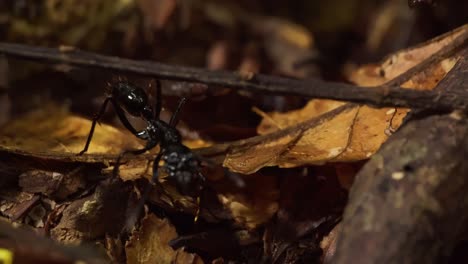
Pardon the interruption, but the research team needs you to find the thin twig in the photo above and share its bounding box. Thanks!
[0,27,467,111]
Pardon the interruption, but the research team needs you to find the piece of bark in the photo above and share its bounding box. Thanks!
[0,191,39,221]
[332,113,468,263]
[19,169,86,200]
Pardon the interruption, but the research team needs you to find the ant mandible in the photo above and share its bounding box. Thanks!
[78,80,205,197]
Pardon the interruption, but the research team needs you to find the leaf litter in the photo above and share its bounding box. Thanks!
[0,4,466,263]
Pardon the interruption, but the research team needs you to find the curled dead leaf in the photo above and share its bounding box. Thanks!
[126,214,203,264]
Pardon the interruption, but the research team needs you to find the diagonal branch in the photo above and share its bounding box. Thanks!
[0,26,467,111]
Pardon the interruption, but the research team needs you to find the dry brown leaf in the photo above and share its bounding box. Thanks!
[321,223,340,263]
[253,18,314,49]
[51,180,130,244]
[252,17,318,77]
[220,25,465,174]
[216,172,279,229]
[207,40,229,70]
[126,214,203,264]
[348,25,467,87]
[109,159,153,182]
[137,0,177,30]
[173,251,204,264]
[0,104,143,155]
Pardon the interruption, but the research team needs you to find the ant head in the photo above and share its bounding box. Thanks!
[112,81,149,117]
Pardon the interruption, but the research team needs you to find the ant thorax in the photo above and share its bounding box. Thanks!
[162,144,198,172]
[153,120,182,145]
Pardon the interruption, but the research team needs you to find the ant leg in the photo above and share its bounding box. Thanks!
[122,151,164,233]
[169,97,187,127]
[197,154,245,188]
[154,80,162,119]
[150,146,204,222]
[194,196,201,222]
[111,100,149,140]
[112,140,158,177]
[78,97,112,155]
[194,172,206,223]
[151,151,164,183]
[79,96,150,155]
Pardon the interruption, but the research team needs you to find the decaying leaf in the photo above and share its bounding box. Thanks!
[217,172,279,229]
[3,0,136,50]
[252,17,319,77]
[18,168,87,200]
[321,223,340,263]
[126,214,203,264]
[50,179,130,244]
[348,25,467,87]
[212,25,466,174]
[0,104,143,155]
[137,0,177,30]
[0,191,38,221]
[223,104,358,173]
[0,220,108,264]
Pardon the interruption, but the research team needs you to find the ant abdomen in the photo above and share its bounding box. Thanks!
[112,82,149,117]
[162,144,204,196]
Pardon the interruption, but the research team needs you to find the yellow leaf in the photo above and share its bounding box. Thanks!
[0,104,143,154]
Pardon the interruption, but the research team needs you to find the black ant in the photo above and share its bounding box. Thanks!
[78,80,205,198]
